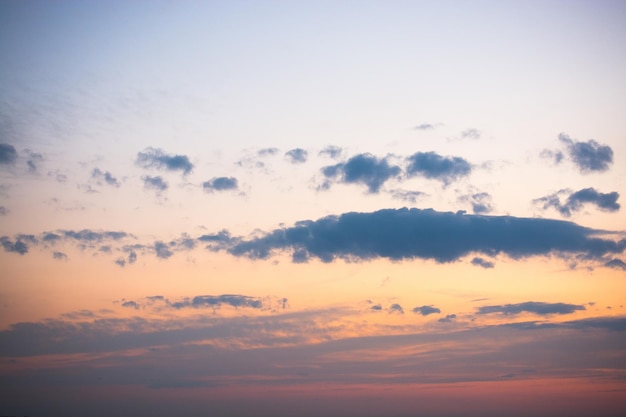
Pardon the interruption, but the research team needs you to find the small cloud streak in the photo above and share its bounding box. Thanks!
[203,177,238,192]
[477,301,585,315]
[412,305,441,316]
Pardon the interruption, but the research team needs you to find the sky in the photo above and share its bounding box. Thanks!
[1,1,626,416]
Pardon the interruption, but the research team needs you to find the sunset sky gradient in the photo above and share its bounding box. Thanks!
[1,1,626,416]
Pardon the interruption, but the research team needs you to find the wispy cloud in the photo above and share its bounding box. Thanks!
[285,148,308,164]
[534,188,620,217]
[136,147,194,175]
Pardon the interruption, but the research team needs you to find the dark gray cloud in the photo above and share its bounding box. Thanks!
[142,175,168,192]
[92,168,121,187]
[114,258,126,267]
[154,241,173,259]
[412,305,441,316]
[285,148,308,164]
[477,301,585,316]
[558,133,614,173]
[53,251,68,260]
[136,147,193,175]
[370,304,383,311]
[0,236,28,255]
[203,177,238,192]
[0,206,7,216]
[406,152,471,185]
[414,123,435,130]
[0,143,17,164]
[605,258,626,270]
[461,128,481,140]
[438,314,457,323]
[458,191,493,214]
[218,208,626,265]
[319,145,343,159]
[388,303,404,314]
[534,187,620,217]
[121,301,140,310]
[322,153,401,193]
[471,257,494,269]
[171,295,263,310]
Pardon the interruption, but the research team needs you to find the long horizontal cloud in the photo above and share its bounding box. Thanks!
[477,301,586,315]
[534,188,620,217]
[170,294,264,309]
[215,208,626,264]
[136,147,193,175]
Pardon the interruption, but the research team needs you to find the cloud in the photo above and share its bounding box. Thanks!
[471,257,494,269]
[142,175,168,192]
[319,145,343,159]
[53,251,68,260]
[414,123,435,130]
[534,188,620,217]
[458,191,493,214]
[0,143,17,164]
[461,128,481,139]
[0,236,28,255]
[321,153,401,193]
[388,303,404,314]
[405,152,471,186]
[92,168,121,187]
[412,305,441,316]
[605,258,626,270]
[203,177,238,192]
[136,147,193,175]
[438,314,457,323]
[557,133,614,173]
[121,301,140,310]
[26,150,43,173]
[257,147,279,157]
[389,189,426,204]
[61,230,128,242]
[154,241,173,259]
[0,206,7,216]
[477,301,585,316]
[540,148,565,165]
[285,148,308,164]
[170,294,263,310]
[219,207,626,265]
[370,304,383,311]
